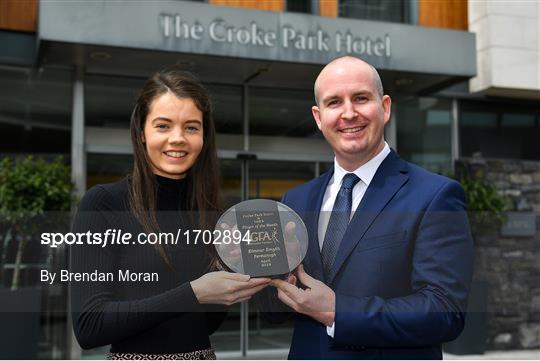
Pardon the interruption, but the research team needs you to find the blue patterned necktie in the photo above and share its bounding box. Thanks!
[321,173,360,281]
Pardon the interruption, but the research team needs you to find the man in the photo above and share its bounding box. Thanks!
[271,56,474,359]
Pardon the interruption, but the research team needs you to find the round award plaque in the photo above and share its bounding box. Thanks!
[214,199,308,277]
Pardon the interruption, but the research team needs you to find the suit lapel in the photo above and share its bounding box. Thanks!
[302,169,333,282]
[327,151,409,285]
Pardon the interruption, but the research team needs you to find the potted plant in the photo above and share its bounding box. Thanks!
[460,177,509,238]
[0,156,73,359]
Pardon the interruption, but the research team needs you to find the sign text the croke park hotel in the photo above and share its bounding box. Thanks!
[159,13,391,58]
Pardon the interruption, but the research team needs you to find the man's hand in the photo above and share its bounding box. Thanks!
[284,222,302,269]
[271,265,335,326]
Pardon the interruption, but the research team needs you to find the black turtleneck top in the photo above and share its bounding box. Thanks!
[71,175,226,354]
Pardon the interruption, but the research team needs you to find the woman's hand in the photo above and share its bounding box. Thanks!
[190,271,271,305]
[215,223,243,273]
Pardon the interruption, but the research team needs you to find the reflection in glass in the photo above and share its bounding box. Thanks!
[397,97,452,174]
[249,87,315,137]
[339,0,408,24]
[0,66,72,358]
[460,100,539,160]
[0,67,71,154]
[207,84,242,135]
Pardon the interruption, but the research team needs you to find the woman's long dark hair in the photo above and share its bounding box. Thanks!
[128,69,220,269]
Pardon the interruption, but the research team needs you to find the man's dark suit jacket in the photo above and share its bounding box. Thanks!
[280,150,474,359]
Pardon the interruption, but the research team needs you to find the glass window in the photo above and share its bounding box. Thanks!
[462,112,498,128]
[85,74,142,128]
[0,66,72,359]
[207,84,242,135]
[459,100,540,160]
[249,87,317,137]
[247,160,315,351]
[501,113,536,128]
[339,0,409,24]
[397,97,452,175]
[249,160,316,200]
[85,76,243,136]
[87,154,133,188]
[212,159,318,355]
[0,67,71,154]
[209,312,241,354]
[220,159,242,208]
[287,0,312,13]
[319,161,333,175]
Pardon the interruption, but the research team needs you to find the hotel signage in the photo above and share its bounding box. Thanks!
[38,0,476,75]
[159,14,391,57]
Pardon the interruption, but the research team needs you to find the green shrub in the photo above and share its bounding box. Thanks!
[459,177,510,226]
[0,156,74,289]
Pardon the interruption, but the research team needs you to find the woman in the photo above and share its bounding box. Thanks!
[71,70,269,359]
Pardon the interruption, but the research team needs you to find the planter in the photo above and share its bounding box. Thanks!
[0,287,41,359]
[444,280,488,355]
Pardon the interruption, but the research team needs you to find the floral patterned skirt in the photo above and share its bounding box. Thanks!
[106,348,216,360]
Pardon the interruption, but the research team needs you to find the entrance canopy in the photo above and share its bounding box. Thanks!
[37,0,476,94]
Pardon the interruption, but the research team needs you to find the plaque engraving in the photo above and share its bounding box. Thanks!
[215,199,308,277]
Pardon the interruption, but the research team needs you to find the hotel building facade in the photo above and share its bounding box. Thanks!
[0,0,538,358]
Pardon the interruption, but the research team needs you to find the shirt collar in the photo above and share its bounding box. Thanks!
[333,142,391,187]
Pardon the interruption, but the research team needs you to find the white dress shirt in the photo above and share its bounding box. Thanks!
[319,142,391,337]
